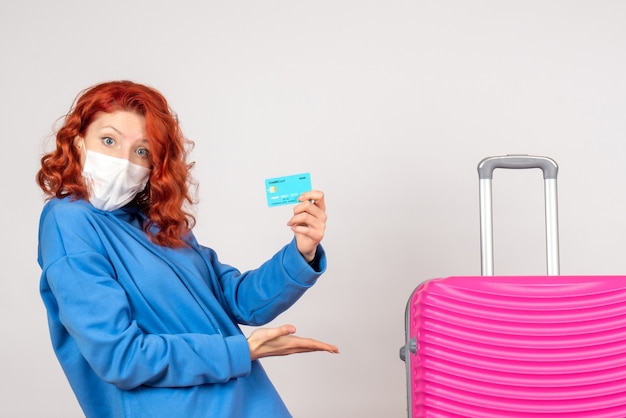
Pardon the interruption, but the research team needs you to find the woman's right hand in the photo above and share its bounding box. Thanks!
[247,325,339,361]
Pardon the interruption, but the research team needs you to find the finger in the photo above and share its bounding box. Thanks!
[309,341,339,353]
[287,211,323,229]
[255,325,296,342]
[290,225,324,244]
[291,200,323,218]
[287,336,340,353]
[274,324,297,336]
[298,190,325,211]
[289,202,327,226]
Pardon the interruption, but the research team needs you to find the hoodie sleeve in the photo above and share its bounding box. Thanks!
[38,200,251,390]
[197,238,327,326]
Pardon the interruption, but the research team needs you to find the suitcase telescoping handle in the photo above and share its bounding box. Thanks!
[477,155,560,276]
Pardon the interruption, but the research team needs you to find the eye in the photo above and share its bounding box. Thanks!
[102,136,115,146]
[136,147,150,159]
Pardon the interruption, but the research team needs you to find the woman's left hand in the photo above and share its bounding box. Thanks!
[247,324,339,361]
[287,190,326,263]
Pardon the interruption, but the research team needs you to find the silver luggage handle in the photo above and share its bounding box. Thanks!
[477,155,560,276]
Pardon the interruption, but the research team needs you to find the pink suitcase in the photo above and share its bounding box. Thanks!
[400,155,626,417]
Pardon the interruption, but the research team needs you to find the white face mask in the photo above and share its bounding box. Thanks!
[82,150,151,211]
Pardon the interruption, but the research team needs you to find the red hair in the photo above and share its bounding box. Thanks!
[36,80,196,248]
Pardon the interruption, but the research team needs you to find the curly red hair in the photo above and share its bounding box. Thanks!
[36,80,196,248]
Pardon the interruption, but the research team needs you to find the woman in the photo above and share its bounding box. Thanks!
[36,80,338,418]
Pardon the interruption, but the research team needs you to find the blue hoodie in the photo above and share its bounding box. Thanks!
[37,197,325,418]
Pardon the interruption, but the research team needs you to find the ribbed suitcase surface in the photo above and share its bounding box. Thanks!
[407,275,626,417]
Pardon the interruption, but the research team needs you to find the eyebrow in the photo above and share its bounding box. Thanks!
[100,125,124,135]
[100,125,149,143]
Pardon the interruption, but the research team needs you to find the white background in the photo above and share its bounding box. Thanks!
[2,1,626,417]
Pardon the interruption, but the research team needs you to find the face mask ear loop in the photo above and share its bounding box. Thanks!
[79,140,93,195]
[76,137,86,164]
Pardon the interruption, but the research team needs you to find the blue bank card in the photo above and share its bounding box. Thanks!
[265,173,312,207]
